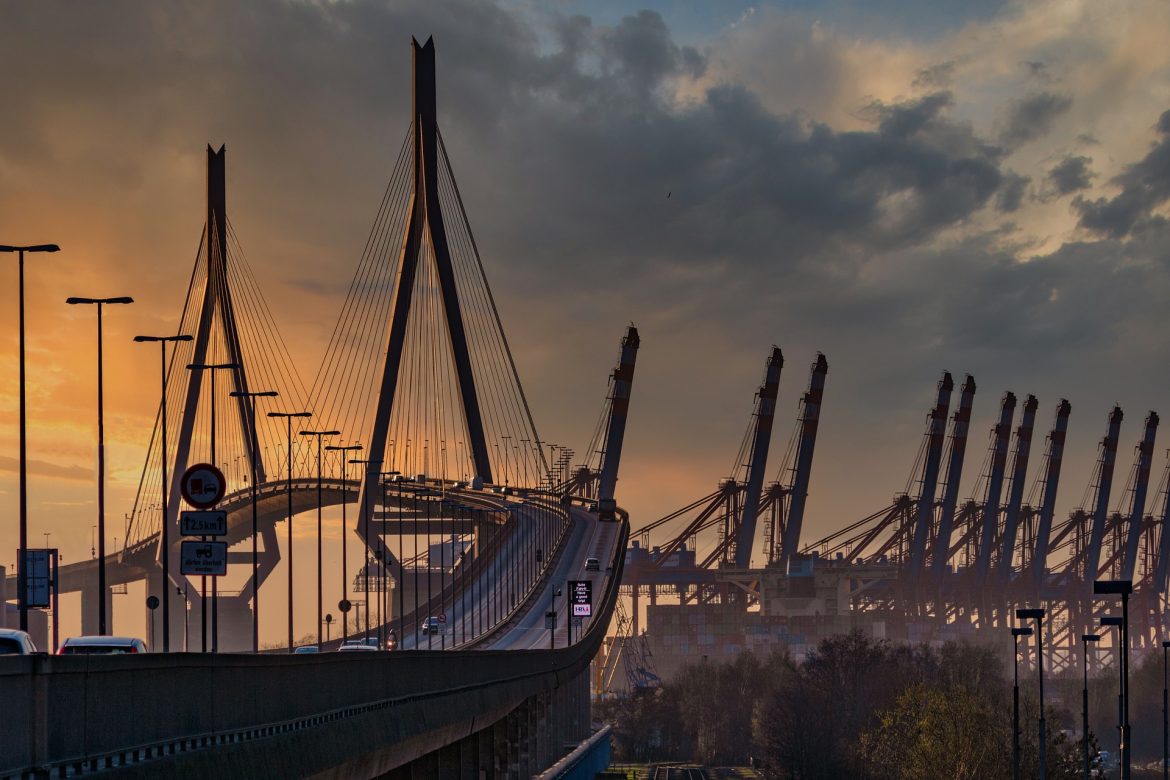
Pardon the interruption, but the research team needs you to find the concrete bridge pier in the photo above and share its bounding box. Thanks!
[382,668,592,779]
[177,592,254,653]
[80,581,113,636]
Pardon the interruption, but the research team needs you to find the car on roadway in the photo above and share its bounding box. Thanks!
[0,629,38,655]
[293,645,319,654]
[585,557,600,572]
[337,641,378,653]
[58,636,147,655]
[421,616,442,636]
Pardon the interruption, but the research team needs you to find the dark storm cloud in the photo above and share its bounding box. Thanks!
[995,172,1030,212]
[1046,155,1094,196]
[1076,109,1170,238]
[999,91,1073,148]
[4,0,1170,527]
[913,61,955,90]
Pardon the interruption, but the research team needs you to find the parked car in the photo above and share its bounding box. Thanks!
[0,629,37,655]
[58,636,147,655]
[421,616,442,636]
[293,645,319,654]
[585,557,600,572]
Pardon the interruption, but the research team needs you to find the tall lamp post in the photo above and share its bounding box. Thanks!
[300,429,339,648]
[1163,639,1170,780]
[1017,608,1048,779]
[3,243,60,631]
[1082,633,1101,780]
[186,361,239,653]
[134,333,193,653]
[66,295,133,636]
[268,410,312,653]
[1101,616,1124,775]
[231,389,278,653]
[1096,579,1133,780]
[1012,625,1034,780]
[325,444,362,642]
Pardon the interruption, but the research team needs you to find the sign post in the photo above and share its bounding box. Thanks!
[568,580,592,645]
[180,463,227,654]
[180,541,228,576]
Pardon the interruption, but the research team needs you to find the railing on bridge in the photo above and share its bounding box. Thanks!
[0,514,628,779]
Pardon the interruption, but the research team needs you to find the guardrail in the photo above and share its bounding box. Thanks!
[1,517,628,779]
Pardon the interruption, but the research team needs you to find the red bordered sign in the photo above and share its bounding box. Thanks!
[180,463,226,509]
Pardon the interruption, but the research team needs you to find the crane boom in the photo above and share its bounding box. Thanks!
[931,375,976,582]
[733,347,783,568]
[907,372,954,577]
[974,392,1016,584]
[1155,457,1170,592]
[998,394,1038,582]
[1031,399,1071,593]
[1120,412,1158,581]
[597,325,640,520]
[780,353,828,572]
[1085,406,1123,580]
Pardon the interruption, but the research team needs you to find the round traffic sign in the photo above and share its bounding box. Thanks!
[181,463,226,509]
[338,599,352,613]
[146,595,160,610]
[438,613,447,623]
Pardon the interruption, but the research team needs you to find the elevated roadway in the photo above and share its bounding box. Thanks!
[0,494,627,779]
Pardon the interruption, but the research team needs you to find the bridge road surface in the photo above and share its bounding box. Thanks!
[395,502,622,651]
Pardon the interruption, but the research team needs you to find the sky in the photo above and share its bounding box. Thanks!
[3,0,1170,644]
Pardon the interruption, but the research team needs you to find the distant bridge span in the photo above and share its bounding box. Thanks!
[4,479,506,597]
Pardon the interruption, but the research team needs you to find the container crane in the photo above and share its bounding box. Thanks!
[973,392,1017,584]
[779,353,828,572]
[1120,412,1158,581]
[931,375,976,583]
[1030,400,1071,594]
[907,373,953,580]
[998,395,1038,583]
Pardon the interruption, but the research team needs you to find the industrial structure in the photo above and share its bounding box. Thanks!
[604,350,1170,685]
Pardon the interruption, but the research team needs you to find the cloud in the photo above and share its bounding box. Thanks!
[1046,155,1094,196]
[0,456,93,482]
[1,0,1170,546]
[999,91,1073,149]
[1075,110,1170,238]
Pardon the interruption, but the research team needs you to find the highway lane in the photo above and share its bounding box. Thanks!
[485,506,622,651]
[390,500,622,652]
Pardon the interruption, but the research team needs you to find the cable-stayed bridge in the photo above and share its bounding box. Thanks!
[3,31,1168,780]
[3,37,634,779]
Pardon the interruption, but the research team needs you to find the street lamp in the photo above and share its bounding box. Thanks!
[3,243,60,631]
[1096,579,1134,780]
[134,333,193,652]
[325,443,362,642]
[1082,633,1101,780]
[187,361,239,653]
[1163,639,1170,780]
[230,389,279,653]
[300,429,339,648]
[1102,615,1125,775]
[1017,608,1048,779]
[66,295,133,636]
[268,410,312,653]
[1012,625,1034,780]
